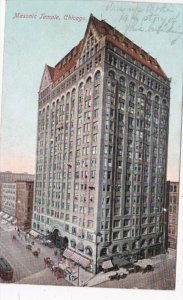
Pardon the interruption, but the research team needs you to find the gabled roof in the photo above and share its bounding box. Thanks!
[39,64,55,91]
[90,15,168,79]
[42,14,168,86]
[52,40,83,83]
[47,65,55,80]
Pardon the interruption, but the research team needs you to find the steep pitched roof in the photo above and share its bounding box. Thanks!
[47,65,55,80]
[90,14,168,79]
[52,40,83,83]
[45,14,168,85]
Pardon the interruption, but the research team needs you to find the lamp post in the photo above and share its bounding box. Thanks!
[77,263,80,287]
[162,207,168,254]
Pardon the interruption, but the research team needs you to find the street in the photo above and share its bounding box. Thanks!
[0,221,177,289]
[0,226,72,286]
[95,256,176,290]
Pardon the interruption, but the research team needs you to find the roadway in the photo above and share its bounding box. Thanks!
[95,256,176,290]
[0,226,72,286]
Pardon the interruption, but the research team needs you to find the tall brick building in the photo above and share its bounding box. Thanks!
[32,15,170,273]
[16,181,34,231]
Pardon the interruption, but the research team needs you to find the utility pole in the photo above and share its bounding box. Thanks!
[78,264,80,286]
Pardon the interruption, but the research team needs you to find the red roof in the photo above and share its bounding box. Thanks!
[47,14,168,83]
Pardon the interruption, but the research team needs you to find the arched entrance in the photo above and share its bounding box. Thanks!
[50,229,62,248]
[63,236,69,249]
[140,249,145,259]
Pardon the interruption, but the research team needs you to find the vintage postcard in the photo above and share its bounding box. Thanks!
[0,0,183,300]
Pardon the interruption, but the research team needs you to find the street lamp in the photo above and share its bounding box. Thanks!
[77,263,80,287]
[162,207,168,254]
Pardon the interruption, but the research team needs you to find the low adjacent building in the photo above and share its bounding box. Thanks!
[0,171,34,211]
[1,180,34,231]
[166,181,179,249]
[1,183,16,217]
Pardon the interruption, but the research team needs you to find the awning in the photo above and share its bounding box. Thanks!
[102,260,113,269]
[29,230,39,238]
[63,249,74,259]
[0,212,4,216]
[71,252,81,263]
[3,214,9,220]
[1,220,8,224]
[63,248,91,268]
[7,216,14,222]
[112,256,130,267]
[12,219,17,225]
[78,256,91,268]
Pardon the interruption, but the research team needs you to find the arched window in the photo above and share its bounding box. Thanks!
[122,243,129,251]
[139,86,144,94]
[156,236,162,243]
[71,89,76,108]
[85,246,93,257]
[140,240,147,247]
[100,248,108,257]
[112,245,120,254]
[155,95,159,104]
[148,238,155,245]
[86,76,92,84]
[129,82,135,92]
[147,91,152,99]
[108,70,115,79]
[66,92,70,103]
[33,222,36,228]
[71,239,76,249]
[79,82,84,92]
[119,76,126,87]
[132,241,139,249]
[71,88,76,99]
[94,70,101,83]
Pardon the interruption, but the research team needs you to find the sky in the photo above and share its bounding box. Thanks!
[0,0,183,181]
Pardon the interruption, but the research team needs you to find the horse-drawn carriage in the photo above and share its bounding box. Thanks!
[26,244,32,251]
[12,235,16,241]
[32,250,39,257]
[44,257,54,268]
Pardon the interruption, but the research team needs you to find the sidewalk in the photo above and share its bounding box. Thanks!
[17,268,73,286]
[85,252,177,287]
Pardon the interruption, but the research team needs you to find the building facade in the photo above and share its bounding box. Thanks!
[16,181,34,231]
[1,183,16,217]
[166,181,179,249]
[32,15,170,273]
[0,172,34,211]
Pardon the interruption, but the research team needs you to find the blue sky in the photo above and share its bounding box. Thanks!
[0,0,183,181]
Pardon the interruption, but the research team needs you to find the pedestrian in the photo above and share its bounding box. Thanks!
[54,249,58,256]
[37,247,40,254]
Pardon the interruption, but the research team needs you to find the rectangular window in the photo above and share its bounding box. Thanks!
[113,220,120,228]
[87,220,94,228]
[113,231,120,240]
[92,146,97,155]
